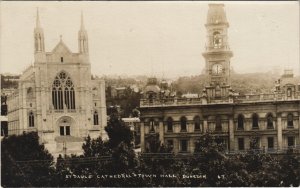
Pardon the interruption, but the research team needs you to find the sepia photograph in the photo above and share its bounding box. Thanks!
[0,1,299,187]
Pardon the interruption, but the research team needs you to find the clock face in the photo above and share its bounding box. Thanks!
[212,64,223,75]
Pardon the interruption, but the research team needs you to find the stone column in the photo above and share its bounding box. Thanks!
[298,115,300,145]
[174,139,179,154]
[140,122,145,152]
[277,113,283,150]
[203,117,208,133]
[159,121,164,144]
[229,116,235,151]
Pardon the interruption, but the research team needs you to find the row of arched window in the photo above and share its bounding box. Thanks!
[166,116,220,132]
[237,113,294,130]
[151,113,295,133]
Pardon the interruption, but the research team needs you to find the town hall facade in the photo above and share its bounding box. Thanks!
[6,10,107,156]
[139,4,300,154]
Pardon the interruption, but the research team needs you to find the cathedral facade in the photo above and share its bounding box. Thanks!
[139,4,300,153]
[6,10,107,156]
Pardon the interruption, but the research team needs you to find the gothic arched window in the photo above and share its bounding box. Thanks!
[52,72,75,110]
[94,111,99,125]
[237,114,244,130]
[27,87,34,98]
[252,113,259,129]
[29,112,34,127]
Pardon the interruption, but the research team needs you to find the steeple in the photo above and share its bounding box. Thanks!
[80,11,85,30]
[34,8,45,53]
[36,8,41,28]
[78,12,89,54]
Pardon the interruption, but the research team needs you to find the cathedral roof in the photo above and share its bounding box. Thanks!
[51,38,72,54]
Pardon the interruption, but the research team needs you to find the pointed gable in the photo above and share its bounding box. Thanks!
[46,39,78,63]
[51,40,72,55]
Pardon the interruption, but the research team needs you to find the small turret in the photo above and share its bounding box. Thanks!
[34,8,45,53]
[78,12,89,54]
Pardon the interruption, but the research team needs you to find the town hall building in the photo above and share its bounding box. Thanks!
[6,10,107,156]
[139,4,300,154]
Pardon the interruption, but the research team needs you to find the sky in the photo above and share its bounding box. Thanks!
[0,1,299,78]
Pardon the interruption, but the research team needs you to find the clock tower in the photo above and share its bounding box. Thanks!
[202,4,233,99]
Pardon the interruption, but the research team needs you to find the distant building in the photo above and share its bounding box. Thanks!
[6,10,107,157]
[139,4,300,154]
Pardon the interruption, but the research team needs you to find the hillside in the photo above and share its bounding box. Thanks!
[172,72,292,95]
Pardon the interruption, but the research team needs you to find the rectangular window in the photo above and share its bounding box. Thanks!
[287,120,294,128]
[61,57,63,62]
[66,126,70,136]
[287,114,294,128]
[60,126,64,136]
[194,123,201,131]
[181,124,187,132]
[267,137,274,149]
[250,137,260,149]
[167,140,174,150]
[287,88,292,97]
[150,121,155,132]
[238,138,244,150]
[287,137,294,147]
[180,140,188,152]
[167,123,173,132]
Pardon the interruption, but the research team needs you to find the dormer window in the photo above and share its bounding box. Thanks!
[61,57,64,63]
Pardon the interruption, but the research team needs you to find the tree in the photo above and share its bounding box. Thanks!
[1,132,55,187]
[105,107,133,148]
[82,135,111,157]
[278,149,300,186]
[191,133,229,186]
[139,134,185,187]
[55,109,138,187]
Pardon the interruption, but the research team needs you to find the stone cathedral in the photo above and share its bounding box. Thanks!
[6,10,107,156]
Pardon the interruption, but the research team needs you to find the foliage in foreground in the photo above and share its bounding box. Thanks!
[2,127,300,187]
[1,132,55,187]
